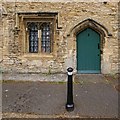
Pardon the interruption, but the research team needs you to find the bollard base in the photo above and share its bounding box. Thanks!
[66,103,74,111]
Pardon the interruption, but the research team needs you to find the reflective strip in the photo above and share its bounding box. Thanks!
[66,104,74,107]
[68,72,73,75]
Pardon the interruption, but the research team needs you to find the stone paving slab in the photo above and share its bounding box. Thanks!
[2,74,119,119]
[2,73,67,82]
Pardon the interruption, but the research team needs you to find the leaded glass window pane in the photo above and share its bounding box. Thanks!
[27,21,52,54]
[28,22,38,53]
[41,23,51,53]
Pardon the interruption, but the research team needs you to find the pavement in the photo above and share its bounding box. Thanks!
[2,74,119,119]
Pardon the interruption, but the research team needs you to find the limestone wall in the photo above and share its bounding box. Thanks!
[1,1,119,74]
[0,3,2,65]
[118,2,120,74]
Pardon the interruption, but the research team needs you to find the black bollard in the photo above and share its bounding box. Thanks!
[66,67,74,111]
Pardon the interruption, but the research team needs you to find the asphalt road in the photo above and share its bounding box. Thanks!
[2,74,119,119]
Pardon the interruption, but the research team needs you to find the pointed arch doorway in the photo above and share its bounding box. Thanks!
[77,28,101,73]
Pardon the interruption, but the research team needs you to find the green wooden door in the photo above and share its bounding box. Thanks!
[77,28,101,73]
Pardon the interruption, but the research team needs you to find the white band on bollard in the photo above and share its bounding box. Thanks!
[68,72,73,75]
[66,104,74,107]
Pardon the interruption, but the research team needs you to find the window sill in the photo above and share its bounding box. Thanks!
[22,53,54,59]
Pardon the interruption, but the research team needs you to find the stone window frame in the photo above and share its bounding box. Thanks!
[18,12,59,58]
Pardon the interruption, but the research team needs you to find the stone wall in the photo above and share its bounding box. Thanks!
[0,1,3,74]
[118,2,120,74]
[1,1,119,75]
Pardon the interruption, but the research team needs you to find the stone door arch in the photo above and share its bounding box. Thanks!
[66,18,112,74]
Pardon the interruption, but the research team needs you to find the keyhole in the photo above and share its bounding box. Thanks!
[88,33,90,36]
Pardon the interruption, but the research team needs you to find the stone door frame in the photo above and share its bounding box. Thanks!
[66,18,112,74]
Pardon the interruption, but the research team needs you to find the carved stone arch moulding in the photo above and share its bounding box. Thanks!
[67,18,112,37]
[67,18,112,52]
[66,18,112,74]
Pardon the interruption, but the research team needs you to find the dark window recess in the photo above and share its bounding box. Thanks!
[41,23,51,53]
[28,22,38,53]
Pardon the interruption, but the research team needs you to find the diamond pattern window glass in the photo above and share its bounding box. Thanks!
[27,22,52,53]
[28,22,38,53]
[41,23,51,53]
